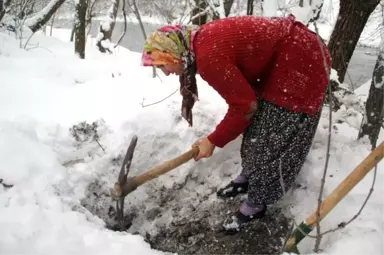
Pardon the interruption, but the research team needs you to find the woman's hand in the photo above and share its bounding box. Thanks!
[192,137,216,161]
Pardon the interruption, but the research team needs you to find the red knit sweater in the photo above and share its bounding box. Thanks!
[193,15,331,148]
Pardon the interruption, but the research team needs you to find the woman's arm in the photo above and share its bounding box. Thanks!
[199,62,258,148]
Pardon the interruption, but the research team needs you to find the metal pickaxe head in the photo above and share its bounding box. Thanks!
[110,135,199,231]
[110,135,138,230]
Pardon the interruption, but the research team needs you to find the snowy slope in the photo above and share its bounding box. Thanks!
[0,31,167,254]
[0,28,383,255]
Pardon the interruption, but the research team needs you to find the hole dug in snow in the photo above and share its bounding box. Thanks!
[80,177,293,254]
[69,122,293,254]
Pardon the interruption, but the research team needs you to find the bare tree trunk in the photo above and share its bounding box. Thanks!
[247,0,253,15]
[327,0,379,84]
[299,0,304,7]
[74,0,86,59]
[25,0,66,32]
[0,0,12,22]
[0,0,4,20]
[223,0,234,17]
[358,49,384,149]
[96,0,119,53]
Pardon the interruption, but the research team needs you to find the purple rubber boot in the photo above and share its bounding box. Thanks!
[222,199,267,233]
[217,174,249,198]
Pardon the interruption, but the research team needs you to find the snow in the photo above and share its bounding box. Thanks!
[24,0,63,29]
[206,0,224,19]
[289,0,324,25]
[1,19,384,255]
[290,5,313,25]
[0,31,166,254]
[263,0,278,17]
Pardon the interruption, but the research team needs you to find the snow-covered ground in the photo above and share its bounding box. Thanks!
[0,23,383,255]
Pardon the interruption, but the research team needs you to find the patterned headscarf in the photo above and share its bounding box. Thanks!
[142,25,200,127]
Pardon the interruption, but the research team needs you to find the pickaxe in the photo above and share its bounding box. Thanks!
[110,135,199,230]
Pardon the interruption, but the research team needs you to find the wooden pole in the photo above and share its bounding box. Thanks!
[284,141,384,253]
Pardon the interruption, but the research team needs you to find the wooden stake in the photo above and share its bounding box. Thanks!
[285,141,384,253]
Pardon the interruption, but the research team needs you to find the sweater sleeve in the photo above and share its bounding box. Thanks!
[198,62,257,148]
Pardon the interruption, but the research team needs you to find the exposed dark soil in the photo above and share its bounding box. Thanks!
[144,196,292,255]
[81,179,293,255]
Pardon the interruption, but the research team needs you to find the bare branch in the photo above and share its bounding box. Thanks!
[313,21,332,253]
[278,157,286,196]
[131,0,146,38]
[25,43,56,56]
[95,138,105,153]
[23,30,35,49]
[85,0,98,36]
[152,0,172,24]
[49,11,55,36]
[25,0,66,32]
[141,89,179,108]
[131,0,156,77]
[0,178,13,188]
[204,0,220,19]
[179,0,190,24]
[114,0,127,48]
[319,164,378,236]
[190,6,210,23]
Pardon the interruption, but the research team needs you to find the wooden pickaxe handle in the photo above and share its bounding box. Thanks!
[134,146,200,186]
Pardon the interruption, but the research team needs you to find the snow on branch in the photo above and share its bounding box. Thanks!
[205,0,221,19]
[291,0,324,25]
[190,6,210,23]
[24,0,66,32]
[96,0,119,53]
[0,0,14,24]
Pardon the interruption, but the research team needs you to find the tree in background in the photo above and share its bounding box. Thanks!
[190,0,234,25]
[24,0,66,32]
[96,0,119,53]
[71,0,99,41]
[74,0,86,58]
[247,0,263,16]
[246,0,254,15]
[327,0,380,84]
[358,23,384,149]
[0,0,12,22]
[191,0,208,25]
[223,0,235,17]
